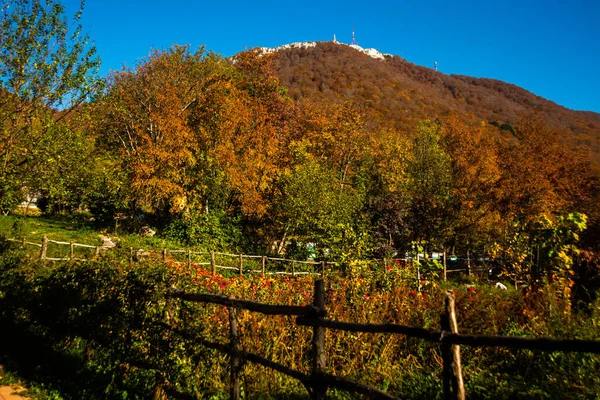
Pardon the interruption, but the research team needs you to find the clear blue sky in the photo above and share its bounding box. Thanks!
[67,0,600,113]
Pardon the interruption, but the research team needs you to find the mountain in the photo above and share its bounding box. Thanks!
[266,41,600,160]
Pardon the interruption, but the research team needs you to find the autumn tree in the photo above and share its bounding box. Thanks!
[96,46,299,239]
[0,0,101,211]
[206,49,299,218]
[297,100,371,188]
[96,45,212,217]
[498,115,592,219]
[490,115,595,287]
[440,115,502,251]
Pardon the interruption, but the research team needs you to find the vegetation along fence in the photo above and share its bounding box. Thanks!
[167,279,600,400]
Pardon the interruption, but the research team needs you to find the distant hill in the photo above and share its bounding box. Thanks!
[268,41,600,160]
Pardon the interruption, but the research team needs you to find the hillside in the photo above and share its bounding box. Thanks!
[270,41,600,156]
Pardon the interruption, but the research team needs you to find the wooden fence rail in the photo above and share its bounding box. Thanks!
[167,280,600,400]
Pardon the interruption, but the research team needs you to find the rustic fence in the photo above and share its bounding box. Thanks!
[6,235,497,285]
[6,236,336,277]
[167,279,600,400]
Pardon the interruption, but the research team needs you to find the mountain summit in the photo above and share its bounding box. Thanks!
[261,40,389,61]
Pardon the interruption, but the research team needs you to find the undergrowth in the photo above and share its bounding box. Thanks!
[0,238,598,399]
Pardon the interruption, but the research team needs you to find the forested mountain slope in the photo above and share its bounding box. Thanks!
[272,41,600,158]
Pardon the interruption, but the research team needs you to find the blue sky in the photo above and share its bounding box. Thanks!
[67,0,600,113]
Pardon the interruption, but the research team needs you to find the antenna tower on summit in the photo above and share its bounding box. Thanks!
[352,26,356,45]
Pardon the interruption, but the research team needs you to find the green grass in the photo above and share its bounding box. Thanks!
[0,213,101,245]
[0,212,205,254]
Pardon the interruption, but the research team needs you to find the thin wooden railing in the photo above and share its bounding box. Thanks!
[4,235,498,284]
[168,280,600,400]
[5,236,336,276]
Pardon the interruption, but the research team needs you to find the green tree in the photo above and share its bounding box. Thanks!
[273,159,367,260]
[406,120,453,249]
[0,0,101,211]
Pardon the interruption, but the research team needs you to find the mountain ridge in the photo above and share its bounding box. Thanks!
[264,41,599,158]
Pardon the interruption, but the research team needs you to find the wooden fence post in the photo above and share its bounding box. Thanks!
[162,249,167,263]
[95,246,100,257]
[467,250,471,277]
[69,241,74,259]
[40,235,48,260]
[211,251,216,276]
[311,279,327,399]
[443,251,447,282]
[416,253,421,293]
[187,250,192,269]
[292,260,296,277]
[262,256,266,276]
[239,254,243,277]
[441,292,465,400]
[229,307,241,400]
[321,261,325,279]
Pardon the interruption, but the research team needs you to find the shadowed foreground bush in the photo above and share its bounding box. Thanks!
[0,241,599,399]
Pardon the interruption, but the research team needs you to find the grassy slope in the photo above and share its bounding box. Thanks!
[0,212,186,253]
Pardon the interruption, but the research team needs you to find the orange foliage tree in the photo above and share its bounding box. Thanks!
[95,47,298,222]
[440,115,502,251]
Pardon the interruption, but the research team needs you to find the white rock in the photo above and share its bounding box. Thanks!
[99,235,117,249]
[139,226,156,237]
[260,41,387,61]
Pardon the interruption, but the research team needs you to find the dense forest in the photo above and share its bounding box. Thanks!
[274,41,600,161]
[1,0,599,295]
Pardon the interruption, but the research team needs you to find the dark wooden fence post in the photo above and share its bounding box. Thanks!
[211,251,217,276]
[311,280,327,399]
[441,292,465,400]
[40,235,48,260]
[441,309,451,400]
[229,307,241,400]
[162,249,167,263]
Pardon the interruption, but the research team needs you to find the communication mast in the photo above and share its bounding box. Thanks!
[352,26,356,45]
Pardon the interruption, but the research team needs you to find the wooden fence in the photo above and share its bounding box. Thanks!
[6,235,497,285]
[6,236,336,277]
[167,279,600,400]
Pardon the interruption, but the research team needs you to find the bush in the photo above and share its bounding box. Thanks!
[163,209,242,251]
